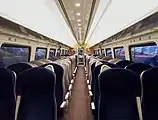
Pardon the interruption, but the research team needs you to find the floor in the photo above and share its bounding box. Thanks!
[64,66,93,120]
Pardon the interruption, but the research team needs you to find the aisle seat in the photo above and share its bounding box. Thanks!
[98,68,140,120]
[16,67,57,120]
[0,68,16,120]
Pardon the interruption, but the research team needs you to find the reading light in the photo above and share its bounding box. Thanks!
[76,13,81,16]
[75,3,80,7]
[77,19,81,22]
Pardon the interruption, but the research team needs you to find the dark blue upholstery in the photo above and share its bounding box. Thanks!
[141,67,158,120]
[7,63,33,75]
[104,62,120,68]
[116,60,134,68]
[41,63,64,116]
[91,62,96,94]
[0,68,16,120]
[93,64,104,120]
[126,63,152,76]
[16,67,57,120]
[98,68,139,120]
[126,63,152,97]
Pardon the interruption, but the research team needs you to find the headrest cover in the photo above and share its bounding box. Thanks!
[45,65,55,72]
[95,61,102,67]
[99,68,139,96]
[100,65,110,73]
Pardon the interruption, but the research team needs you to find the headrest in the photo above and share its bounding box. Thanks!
[108,58,121,64]
[100,65,111,73]
[104,62,120,68]
[99,68,138,96]
[7,62,33,75]
[141,67,158,97]
[125,63,152,75]
[0,68,16,96]
[95,61,102,67]
[116,60,134,68]
[45,65,55,72]
[16,67,56,95]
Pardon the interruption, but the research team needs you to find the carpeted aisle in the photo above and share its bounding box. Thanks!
[65,66,92,120]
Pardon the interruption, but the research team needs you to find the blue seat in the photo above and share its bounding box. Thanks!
[116,60,134,68]
[0,68,16,120]
[16,67,57,120]
[126,63,152,76]
[141,67,158,120]
[41,63,64,116]
[91,62,96,93]
[126,63,152,97]
[7,62,33,75]
[98,68,140,120]
[104,62,120,68]
[92,64,105,120]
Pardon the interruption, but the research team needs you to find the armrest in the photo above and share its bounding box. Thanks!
[88,85,91,91]
[87,80,90,84]
[91,102,95,110]
[136,97,143,120]
[68,84,73,91]
[70,79,74,84]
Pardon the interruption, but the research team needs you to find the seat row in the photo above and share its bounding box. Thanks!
[87,57,158,120]
[0,55,77,120]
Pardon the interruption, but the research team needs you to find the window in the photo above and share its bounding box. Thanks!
[0,44,30,67]
[56,49,61,56]
[49,49,56,58]
[62,49,64,55]
[98,49,100,55]
[114,47,125,60]
[101,49,105,56]
[130,44,158,66]
[106,48,112,58]
[35,48,47,60]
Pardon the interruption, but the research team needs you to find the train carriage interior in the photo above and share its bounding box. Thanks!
[0,0,158,120]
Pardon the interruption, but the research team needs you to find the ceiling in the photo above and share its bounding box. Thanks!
[54,0,100,45]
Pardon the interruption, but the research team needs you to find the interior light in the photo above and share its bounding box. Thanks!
[78,24,81,26]
[78,27,82,30]
[77,19,81,22]
[75,3,80,7]
[76,13,81,16]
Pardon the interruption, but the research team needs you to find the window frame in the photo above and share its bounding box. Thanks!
[129,42,156,61]
[49,48,56,57]
[35,47,47,60]
[113,46,125,59]
[105,48,112,57]
[1,43,31,61]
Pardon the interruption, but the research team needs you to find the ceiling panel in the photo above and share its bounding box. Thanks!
[55,0,100,44]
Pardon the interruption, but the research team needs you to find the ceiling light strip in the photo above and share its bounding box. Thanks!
[83,0,97,42]
[57,0,78,42]
[86,0,112,44]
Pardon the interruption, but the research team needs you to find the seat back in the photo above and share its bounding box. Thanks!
[0,68,16,120]
[93,64,110,120]
[141,67,158,120]
[7,62,33,75]
[108,58,121,64]
[104,62,120,68]
[116,60,134,68]
[100,65,111,73]
[45,65,55,72]
[98,68,139,120]
[126,63,152,77]
[41,63,64,116]
[16,67,57,120]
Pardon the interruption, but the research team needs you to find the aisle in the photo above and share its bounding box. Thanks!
[65,66,92,120]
